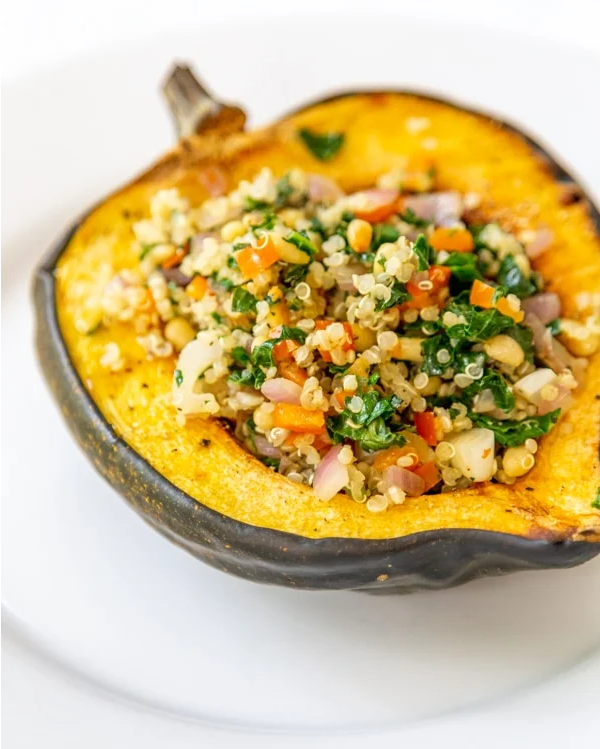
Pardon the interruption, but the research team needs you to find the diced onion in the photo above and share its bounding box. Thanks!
[537,384,572,415]
[382,465,425,497]
[261,378,303,405]
[514,368,558,407]
[522,293,561,325]
[307,174,343,204]
[336,263,366,291]
[312,446,349,501]
[449,428,495,482]
[253,435,283,458]
[403,191,463,225]
[524,228,553,259]
[524,312,576,374]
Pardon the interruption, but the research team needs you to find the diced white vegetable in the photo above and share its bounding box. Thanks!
[450,428,495,482]
[172,331,223,416]
[513,368,558,406]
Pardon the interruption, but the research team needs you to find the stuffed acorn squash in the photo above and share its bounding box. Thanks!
[34,65,600,592]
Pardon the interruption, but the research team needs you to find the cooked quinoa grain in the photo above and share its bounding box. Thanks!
[94,166,596,507]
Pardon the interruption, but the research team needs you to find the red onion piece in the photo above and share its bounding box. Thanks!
[403,191,462,225]
[161,267,192,287]
[253,435,283,459]
[358,188,399,207]
[313,446,349,501]
[522,293,561,325]
[261,378,303,405]
[525,228,553,259]
[308,174,343,204]
[335,263,367,291]
[525,312,572,373]
[537,384,573,416]
[382,465,425,497]
[191,232,217,253]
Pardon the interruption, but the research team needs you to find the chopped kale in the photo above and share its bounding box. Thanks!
[492,284,509,305]
[443,300,515,342]
[454,351,486,374]
[251,326,306,372]
[497,255,537,299]
[260,457,280,469]
[350,391,402,426]
[469,224,494,253]
[244,196,270,211]
[442,252,483,283]
[226,254,239,270]
[250,213,277,233]
[284,229,317,258]
[327,363,351,375]
[398,208,430,228]
[420,333,455,375]
[210,312,224,324]
[242,173,294,209]
[298,128,345,161]
[231,287,258,314]
[547,319,561,336]
[232,242,250,251]
[328,415,405,452]
[413,234,434,271]
[309,216,328,237]
[244,417,257,452]
[371,223,400,251]
[375,280,411,312]
[327,391,405,452]
[461,370,515,412]
[274,174,295,207]
[283,263,310,286]
[506,324,535,363]
[469,409,561,447]
[210,274,236,291]
[334,211,355,243]
[174,369,184,387]
[230,346,251,366]
[139,242,160,260]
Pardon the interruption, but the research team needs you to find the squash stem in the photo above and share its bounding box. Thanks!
[162,64,246,138]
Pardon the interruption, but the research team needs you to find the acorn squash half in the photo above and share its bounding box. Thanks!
[34,66,600,592]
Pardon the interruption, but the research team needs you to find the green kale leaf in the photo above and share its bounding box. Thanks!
[469,409,561,446]
[231,287,258,314]
[461,370,515,412]
[497,255,537,299]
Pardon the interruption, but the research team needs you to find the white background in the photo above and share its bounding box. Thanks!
[2,0,599,83]
[3,1,600,747]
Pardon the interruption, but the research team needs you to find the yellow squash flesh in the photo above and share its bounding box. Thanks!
[56,93,600,541]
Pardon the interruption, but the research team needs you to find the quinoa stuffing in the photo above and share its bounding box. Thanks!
[95,165,600,511]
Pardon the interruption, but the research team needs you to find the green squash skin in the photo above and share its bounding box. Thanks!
[33,91,600,593]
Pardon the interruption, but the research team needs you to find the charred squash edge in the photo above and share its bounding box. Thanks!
[33,89,600,592]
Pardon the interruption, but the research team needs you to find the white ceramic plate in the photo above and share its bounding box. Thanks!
[3,9,600,747]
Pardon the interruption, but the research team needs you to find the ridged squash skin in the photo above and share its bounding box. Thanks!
[34,90,600,592]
